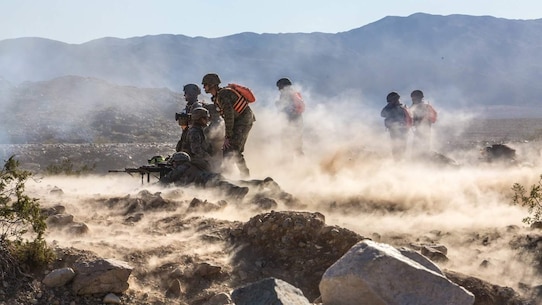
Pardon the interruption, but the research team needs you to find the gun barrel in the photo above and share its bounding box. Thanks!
[107,165,172,184]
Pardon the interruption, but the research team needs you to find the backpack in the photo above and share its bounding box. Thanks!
[226,83,256,103]
[292,92,305,114]
[426,104,437,124]
[403,106,413,128]
[384,105,412,129]
[220,83,256,114]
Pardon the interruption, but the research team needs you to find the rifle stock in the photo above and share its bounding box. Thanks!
[108,165,172,184]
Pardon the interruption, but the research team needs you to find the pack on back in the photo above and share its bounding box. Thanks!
[426,104,437,123]
[292,92,305,114]
[403,106,413,128]
[224,83,256,113]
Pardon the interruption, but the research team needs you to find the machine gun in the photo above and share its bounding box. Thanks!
[108,164,172,184]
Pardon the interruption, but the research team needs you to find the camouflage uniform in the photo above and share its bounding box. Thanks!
[213,88,255,177]
[175,112,190,152]
[408,90,437,159]
[202,103,224,171]
[381,93,411,161]
[175,85,203,152]
[185,124,213,171]
[276,85,305,156]
[409,102,436,156]
[159,161,248,199]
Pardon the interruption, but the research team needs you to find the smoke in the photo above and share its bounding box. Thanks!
[19,85,542,295]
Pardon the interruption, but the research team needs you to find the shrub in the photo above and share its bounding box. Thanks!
[0,156,53,270]
[512,175,542,225]
[44,157,96,175]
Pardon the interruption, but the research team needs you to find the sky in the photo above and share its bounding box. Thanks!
[1,0,541,44]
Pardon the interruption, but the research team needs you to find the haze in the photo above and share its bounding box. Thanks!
[1,0,541,43]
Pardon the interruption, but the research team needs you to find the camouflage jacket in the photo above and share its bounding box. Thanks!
[185,125,213,161]
[159,162,221,186]
[381,102,411,130]
[213,88,255,139]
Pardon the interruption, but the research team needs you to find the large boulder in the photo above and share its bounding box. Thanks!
[319,240,475,305]
[71,258,133,295]
[230,210,365,300]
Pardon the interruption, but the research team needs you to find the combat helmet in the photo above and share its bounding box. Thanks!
[183,84,201,96]
[386,92,400,103]
[191,107,210,121]
[170,152,191,163]
[410,90,424,99]
[202,73,221,86]
[148,155,165,165]
[276,77,292,89]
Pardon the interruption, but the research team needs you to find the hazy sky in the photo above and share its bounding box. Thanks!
[1,0,541,44]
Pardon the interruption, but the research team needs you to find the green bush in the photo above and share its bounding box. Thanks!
[44,157,96,175]
[0,156,54,269]
[512,175,542,225]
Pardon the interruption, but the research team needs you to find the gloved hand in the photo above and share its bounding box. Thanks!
[223,137,231,150]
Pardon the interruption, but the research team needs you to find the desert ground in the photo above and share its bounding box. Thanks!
[3,115,542,304]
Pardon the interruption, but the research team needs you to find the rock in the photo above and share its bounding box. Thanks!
[40,205,66,217]
[46,214,74,226]
[482,144,516,163]
[445,270,531,305]
[66,222,89,235]
[166,279,183,298]
[49,186,64,196]
[42,267,75,287]
[193,262,221,278]
[202,292,233,305]
[124,212,144,223]
[250,196,278,210]
[397,246,443,275]
[319,240,475,305]
[421,245,449,262]
[188,198,224,212]
[71,258,133,295]
[234,210,364,300]
[103,293,121,304]
[231,277,311,305]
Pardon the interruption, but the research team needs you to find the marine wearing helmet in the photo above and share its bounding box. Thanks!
[169,151,191,164]
[190,107,210,122]
[183,84,201,97]
[386,92,400,104]
[276,77,292,90]
[201,73,221,86]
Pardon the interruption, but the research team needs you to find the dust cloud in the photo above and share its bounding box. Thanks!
[22,88,542,294]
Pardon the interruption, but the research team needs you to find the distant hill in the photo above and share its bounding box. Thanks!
[2,14,542,110]
[0,76,182,144]
[1,13,542,144]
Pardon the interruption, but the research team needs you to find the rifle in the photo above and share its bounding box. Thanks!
[108,164,172,184]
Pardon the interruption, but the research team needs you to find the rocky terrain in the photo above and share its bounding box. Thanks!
[2,139,542,304]
[2,76,542,304]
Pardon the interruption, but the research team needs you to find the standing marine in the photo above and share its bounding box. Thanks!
[381,92,412,161]
[201,73,255,178]
[275,77,305,157]
[409,89,437,158]
[175,84,203,152]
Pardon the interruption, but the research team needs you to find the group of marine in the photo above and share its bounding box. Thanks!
[380,90,438,162]
[156,73,447,199]
[149,73,520,201]
[156,73,305,201]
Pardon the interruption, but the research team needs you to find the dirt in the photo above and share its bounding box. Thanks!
[1,142,542,305]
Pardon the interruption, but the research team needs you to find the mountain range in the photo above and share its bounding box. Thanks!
[1,12,542,143]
